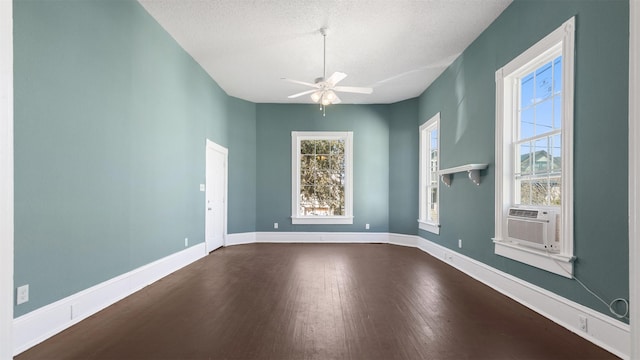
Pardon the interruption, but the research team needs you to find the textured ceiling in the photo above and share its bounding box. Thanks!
[138,0,512,104]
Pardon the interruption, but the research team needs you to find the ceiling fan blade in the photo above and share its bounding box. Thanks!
[288,89,318,99]
[325,72,347,86]
[281,78,319,88]
[333,86,373,94]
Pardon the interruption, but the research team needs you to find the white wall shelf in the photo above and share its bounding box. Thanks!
[438,163,488,186]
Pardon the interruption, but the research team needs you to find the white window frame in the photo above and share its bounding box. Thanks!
[418,113,440,234]
[291,131,354,225]
[493,17,575,278]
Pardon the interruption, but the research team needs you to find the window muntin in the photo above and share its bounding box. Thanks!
[291,132,353,225]
[419,113,440,234]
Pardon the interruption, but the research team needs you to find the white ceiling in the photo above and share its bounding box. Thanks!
[138,0,512,105]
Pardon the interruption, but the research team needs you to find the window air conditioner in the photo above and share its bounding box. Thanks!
[507,208,559,252]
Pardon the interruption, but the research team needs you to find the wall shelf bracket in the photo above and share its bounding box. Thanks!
[439,163,488,187]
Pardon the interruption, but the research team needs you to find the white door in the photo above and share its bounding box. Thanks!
[205,140,227,252]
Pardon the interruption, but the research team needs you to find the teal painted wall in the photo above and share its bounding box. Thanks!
[226,97,257,234]
[255,104,390,233]
[389,99,419,235]
[13,0,256,316]
[13,0,630,326]
[417,0,629,321]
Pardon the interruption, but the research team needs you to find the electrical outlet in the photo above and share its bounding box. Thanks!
[184,238,189,247]
[17,284,29,305]
[458,239,463,248]
[579,315,588,332]
[365,223,370,230]
[199,184,205,192]
[274,222,278,229]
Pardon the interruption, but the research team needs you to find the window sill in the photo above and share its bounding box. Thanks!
[493,238,574,278]
[291,216,354,225]
[418,220,440,234]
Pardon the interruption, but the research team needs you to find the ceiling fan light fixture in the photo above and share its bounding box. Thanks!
[324,90,337,102]
[310,91,322,103]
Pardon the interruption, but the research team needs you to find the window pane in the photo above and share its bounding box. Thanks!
[535,99,553,135]
[300,186,315,215]
[519,179,531,205]
[300,168,314,186]
[315,169,330,185]
[430,129,438,150]
[554,95,562,130]
[530,179,549,206]
[553,56,562,94]
[316,140,330,155]
[429,175,438,187]
[534,138,549,173]
[429,187,438,223]
[331,154,345,176]
[520,108,535,140]
[521,73,534,108]
[550,176,561,205]
[551,134,562,173]
[519,142,532,175]
[430,149,438,172]
[300,156,315,182]
[301,154,314,167]
[535,61,553,101]
[519,179,549,206]
[316,155,329,169]
[301,140,315,155]
[330,140,344,155]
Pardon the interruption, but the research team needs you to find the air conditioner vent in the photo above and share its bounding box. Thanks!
[508,208,539,218]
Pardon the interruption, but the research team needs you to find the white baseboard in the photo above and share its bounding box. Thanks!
[13,233,630,358]
[388,233,419,247]
[254,231,389,244]
[13,243,207,356]
[414,235,630,359]
[226,232,257,246]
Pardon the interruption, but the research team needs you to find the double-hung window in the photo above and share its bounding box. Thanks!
[291,131,353,224]
[419,113,440,234]
[494,18,575,277]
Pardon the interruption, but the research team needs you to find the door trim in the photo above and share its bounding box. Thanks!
[205,139,228,253]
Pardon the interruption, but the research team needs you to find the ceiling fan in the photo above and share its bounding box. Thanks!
[283,28,373,110]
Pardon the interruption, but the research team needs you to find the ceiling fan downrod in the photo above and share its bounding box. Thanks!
[321,27,327,81]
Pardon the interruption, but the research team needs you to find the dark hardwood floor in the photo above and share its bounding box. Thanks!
[17,243,616,360]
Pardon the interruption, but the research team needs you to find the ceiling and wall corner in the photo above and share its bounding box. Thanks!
[137,0,512,104]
